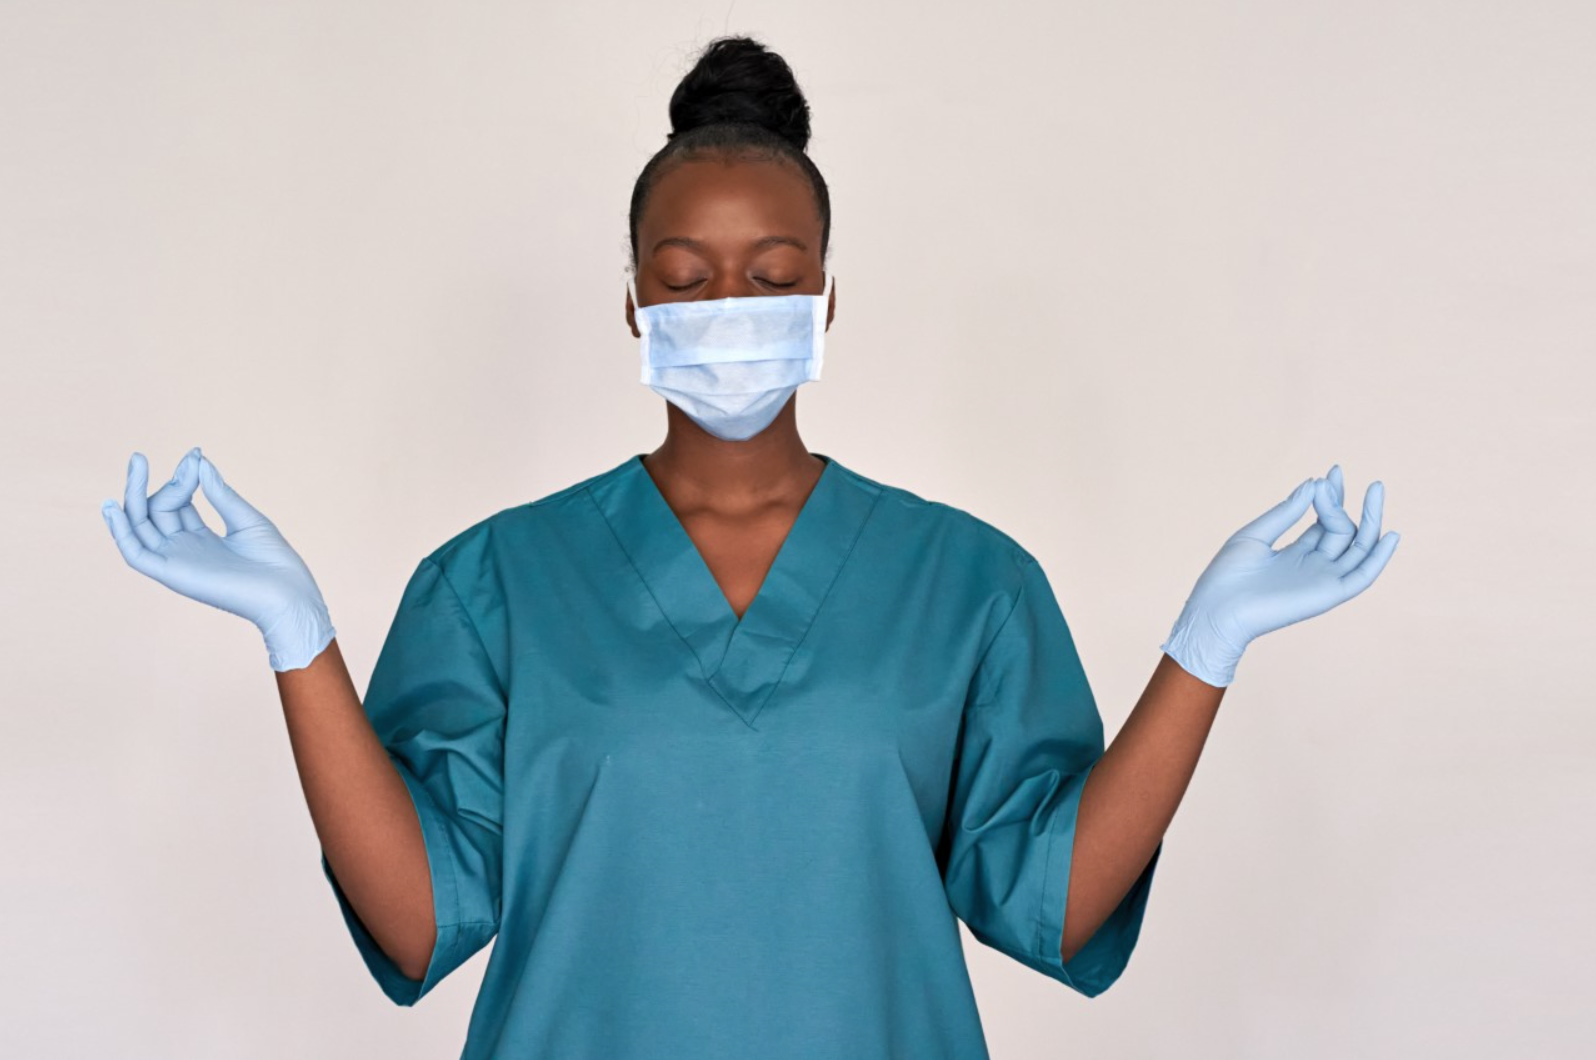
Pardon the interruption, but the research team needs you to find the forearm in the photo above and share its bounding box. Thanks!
[1060,652,1223,962]
[277,638,437,980]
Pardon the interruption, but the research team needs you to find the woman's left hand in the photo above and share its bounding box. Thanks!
[1159,464,1402,688]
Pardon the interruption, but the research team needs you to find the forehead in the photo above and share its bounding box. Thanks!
[640,155,820,244]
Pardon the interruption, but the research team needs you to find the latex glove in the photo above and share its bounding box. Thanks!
[1160,463,1401,687]
[100,447,337,671]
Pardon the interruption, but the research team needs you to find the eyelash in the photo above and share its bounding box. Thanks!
[664,279,799,292]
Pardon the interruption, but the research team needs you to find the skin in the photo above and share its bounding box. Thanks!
[630,152,1220,966]
[277,639,439,979]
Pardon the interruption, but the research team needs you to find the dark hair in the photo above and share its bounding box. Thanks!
[628,35,831,270]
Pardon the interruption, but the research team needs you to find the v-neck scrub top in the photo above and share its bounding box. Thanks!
[320,453,1161,1059]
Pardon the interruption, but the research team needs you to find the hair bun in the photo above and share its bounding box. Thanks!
[668,36,811,151]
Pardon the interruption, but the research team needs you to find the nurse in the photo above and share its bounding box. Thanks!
[99,34,1400,1060]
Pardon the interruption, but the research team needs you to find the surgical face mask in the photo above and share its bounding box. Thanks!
[628,272,833,442]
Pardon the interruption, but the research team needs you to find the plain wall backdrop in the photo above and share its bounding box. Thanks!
[4,1,1590,1056]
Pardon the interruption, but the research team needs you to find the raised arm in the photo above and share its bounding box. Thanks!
[100,447,438,979]
[1063,464,1401,960]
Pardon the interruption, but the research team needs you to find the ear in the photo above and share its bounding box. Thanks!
[625,285,640,338]
[825,277,836,331]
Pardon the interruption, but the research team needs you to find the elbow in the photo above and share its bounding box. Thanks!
[1060,917,1091,966]
[394,937,436,984]
[364,913,437,984]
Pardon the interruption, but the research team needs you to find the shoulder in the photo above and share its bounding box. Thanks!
[829,458,1038,586]
[419,455,637,573]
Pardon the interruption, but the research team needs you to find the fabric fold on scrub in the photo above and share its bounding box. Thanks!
[940,554,1162,997]
[319,555,506,1006]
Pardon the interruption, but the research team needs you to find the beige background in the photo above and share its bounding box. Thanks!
[4,1,1590,1056]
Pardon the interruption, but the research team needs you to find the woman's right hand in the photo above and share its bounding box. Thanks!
[100,447,337,671]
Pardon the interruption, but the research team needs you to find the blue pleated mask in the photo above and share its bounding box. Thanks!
[629,272,833,441]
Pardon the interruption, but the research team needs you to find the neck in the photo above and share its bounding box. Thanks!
[643,398,824,515]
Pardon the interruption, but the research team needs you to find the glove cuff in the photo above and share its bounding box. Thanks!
[260,599,337,672]
[1160,606,1246,688]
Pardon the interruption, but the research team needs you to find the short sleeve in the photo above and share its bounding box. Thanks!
[320,555,506,1006]
[940,556,1161,998]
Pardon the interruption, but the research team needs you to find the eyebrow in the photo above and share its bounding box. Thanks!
[651,234,808,255]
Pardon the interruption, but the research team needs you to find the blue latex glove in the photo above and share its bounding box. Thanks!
[1160,463,1401,687]
[100,447,337,672]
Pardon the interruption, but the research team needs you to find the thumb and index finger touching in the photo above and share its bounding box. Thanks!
[194,452,269,534]
[1232,475,1321,547]
[101,448,268,570]
[1227,464,1401,602]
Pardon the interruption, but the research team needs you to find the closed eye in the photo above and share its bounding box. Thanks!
[660,279,799,292]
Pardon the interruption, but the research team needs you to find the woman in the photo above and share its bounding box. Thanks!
[99,35,1399,1060]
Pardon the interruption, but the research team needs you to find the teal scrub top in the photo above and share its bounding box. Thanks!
[320,453,1161,1059]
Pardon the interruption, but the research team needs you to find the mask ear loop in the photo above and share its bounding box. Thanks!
[808,272,834,381]
[628,275,650,329]
[628,275,653,383]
